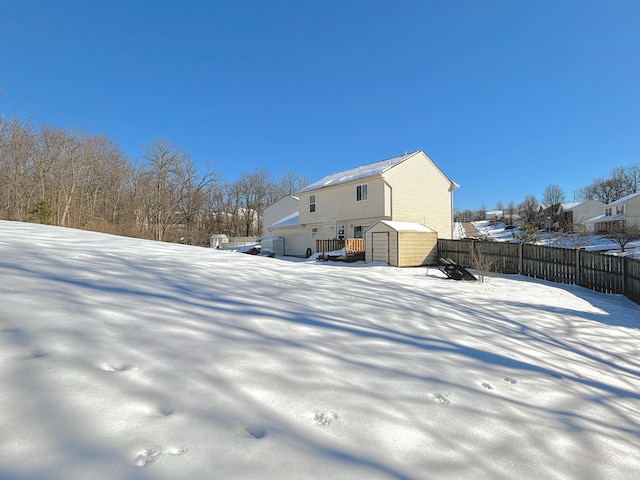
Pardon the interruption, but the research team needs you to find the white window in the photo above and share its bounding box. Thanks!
[616,204,624,215]
[311,227,318,238]
[353,226,363,238]
[605,207,612,216]
[309,195,316,212]
[356,184,368,202]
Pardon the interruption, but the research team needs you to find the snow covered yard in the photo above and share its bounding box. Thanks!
[1,220,639,480]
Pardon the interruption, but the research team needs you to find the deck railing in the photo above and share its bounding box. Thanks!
[315,238,365,255]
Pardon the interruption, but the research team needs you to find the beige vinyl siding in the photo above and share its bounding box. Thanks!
[268,224,319,257]
[396,231,437,267]
[298,177,389,234]
[382,152,454,239]
[626,196,640,227]
[262,196,299,238]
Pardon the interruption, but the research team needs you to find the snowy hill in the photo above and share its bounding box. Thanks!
[1,220,639,479]
[465,220,640,258]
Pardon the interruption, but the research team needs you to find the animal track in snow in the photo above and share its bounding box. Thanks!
[314,412,338,426]
[134,447,163,467]
[429,393,451,404]
[503,377,518,384]
[481,382,494,390]
[134,447,187,467]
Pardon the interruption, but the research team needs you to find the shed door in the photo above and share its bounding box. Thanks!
[371,232,390,264]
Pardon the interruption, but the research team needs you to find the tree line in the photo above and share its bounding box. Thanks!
[0,117,309,245]
[456,162,640,225]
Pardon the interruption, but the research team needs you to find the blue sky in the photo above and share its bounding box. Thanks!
[2,1,639,211]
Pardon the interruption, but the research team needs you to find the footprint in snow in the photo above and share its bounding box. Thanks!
[429,393,451,404]
[314,412,338,426]
[481,382,494,390]
[134,447,187,467]
[503,377,518,384]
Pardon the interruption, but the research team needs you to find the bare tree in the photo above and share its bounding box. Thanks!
[518,195,538,224]
[140,139,192,242]
[177,159,218,245]
[0,118,38,221]
[505,201,517,227]
[237,169,274,237]
[542,184,565,207]
[579,177,625,204]
[223,180,244,237]
[274,170,310,199]
[602,222,640,254]
[612,163,640,195]
[541,184,565,227]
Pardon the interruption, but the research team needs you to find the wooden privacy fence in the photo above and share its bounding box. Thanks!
[437,239,640,305]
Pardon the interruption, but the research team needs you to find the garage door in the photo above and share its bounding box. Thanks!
[371,232,390,264]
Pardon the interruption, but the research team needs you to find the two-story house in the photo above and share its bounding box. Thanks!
[584,192,640,233]
[266,150,458,257]
[556,200,605,232]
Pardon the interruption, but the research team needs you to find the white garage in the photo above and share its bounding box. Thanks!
[364,221,438,267]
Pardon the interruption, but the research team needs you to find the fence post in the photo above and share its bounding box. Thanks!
[470,239,475,268]
[518,242,523,275]
[622,256,627,295]
[575,248,581,287]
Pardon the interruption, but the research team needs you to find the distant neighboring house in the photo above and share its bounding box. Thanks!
[261,195,298,239]
[584,192,640,233]
[536,203,561,231]
[265,150,458,258]
[485,210,504,223]
[556,200,605,232]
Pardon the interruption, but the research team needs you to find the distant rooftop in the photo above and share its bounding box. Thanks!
[609,191,640,206]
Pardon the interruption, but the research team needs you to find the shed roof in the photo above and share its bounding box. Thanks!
[368,220,435,233]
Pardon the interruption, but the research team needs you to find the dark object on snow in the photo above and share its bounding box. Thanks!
[439,257,477,281]
[244,247,261,255]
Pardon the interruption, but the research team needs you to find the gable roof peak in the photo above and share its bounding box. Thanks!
[298,150,422,193]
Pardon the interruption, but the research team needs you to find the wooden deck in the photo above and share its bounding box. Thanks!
[315,238,365,255]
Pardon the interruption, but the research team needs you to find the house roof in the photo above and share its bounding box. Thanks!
[558,202,580,212]
[262,195,299,213]
[269,211,300,228]
[368,220,435,233]
[298,150,458,193]
[609,191,640,206]
[584,213,624,224]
